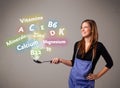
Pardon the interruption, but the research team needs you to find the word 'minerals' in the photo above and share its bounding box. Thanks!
[6,35,27,47]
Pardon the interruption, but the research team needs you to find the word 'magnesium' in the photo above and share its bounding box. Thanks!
[6,35,27,47]
[17,41,39,51]
[19,16,43,23]
[43,39,67,46]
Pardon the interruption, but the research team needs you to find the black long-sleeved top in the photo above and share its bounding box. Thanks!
[71,41,113,73]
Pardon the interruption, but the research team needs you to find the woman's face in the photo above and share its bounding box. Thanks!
[81,22,92,38]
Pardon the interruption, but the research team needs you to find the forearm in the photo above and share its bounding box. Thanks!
[96,66,110,79]
[59,58,72,67]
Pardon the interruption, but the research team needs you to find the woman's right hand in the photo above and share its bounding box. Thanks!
[51,58,72,66]
[51,58,61,64]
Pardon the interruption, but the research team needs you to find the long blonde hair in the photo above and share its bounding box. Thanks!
[78,19,98,59]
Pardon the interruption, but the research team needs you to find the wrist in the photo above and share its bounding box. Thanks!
[58,58,62,63]
[96,73,101,79]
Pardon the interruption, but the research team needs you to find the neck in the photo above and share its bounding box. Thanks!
[84,36,92,44]
[84,37,92,53]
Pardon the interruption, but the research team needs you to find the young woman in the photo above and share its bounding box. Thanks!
[51,19,113,88]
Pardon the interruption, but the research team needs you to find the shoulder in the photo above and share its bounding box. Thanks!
[97,41,104,47]
[74,40,80,46]
[96,41,106,51]
[97,41,106,47]
[73,40,81,49]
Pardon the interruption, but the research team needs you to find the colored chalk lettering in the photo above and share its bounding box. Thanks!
[18,27,24,33]
[6,15,68,61]
[40,25,45,30]
[29,24,37,31]
[48,21,58,29]
[49,30,56,36]
[59,28,65,36]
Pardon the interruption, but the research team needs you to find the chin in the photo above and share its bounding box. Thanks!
[82,35,87,37]
[82,35,91,38]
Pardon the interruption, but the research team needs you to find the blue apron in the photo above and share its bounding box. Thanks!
[69,58,95,88]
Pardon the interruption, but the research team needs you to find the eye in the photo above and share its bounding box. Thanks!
[80,26,82,29]
[84,26,88,29]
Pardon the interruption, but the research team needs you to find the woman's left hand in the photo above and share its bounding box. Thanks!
[87,67,110,80]
[87,73,99,80]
